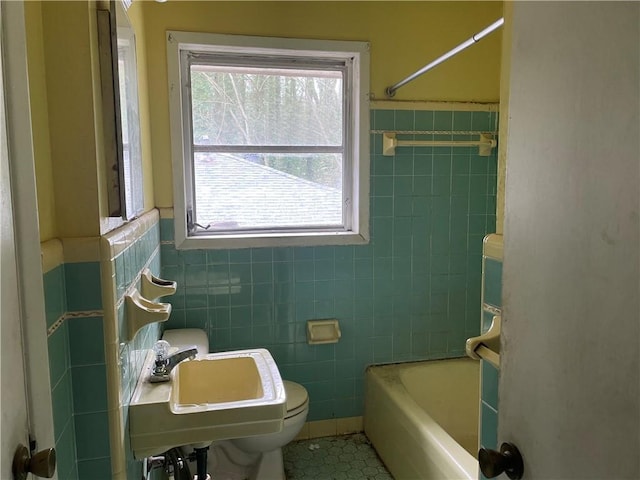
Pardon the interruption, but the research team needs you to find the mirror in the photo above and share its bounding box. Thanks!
[98,0,144,219]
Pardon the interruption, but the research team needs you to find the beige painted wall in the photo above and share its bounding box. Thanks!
[24,2,57,241]
[39,1,103,238]
[138,1,503,208]
[26,1,156,241]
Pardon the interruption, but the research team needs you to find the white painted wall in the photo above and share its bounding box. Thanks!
[500,2,639,478]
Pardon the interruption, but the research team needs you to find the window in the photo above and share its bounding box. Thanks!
[167,32,370,249]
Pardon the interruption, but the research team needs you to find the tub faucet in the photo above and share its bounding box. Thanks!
[150,341,198,383]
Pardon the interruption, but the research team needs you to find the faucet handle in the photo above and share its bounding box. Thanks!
[150,341,171,382]
[153,340,171,361]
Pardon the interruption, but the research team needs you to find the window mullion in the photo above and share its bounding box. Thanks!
[192,145,344,154]
[189,52,347,72]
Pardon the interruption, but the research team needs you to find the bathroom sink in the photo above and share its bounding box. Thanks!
[174,357,264,405]
[129,349,286,458]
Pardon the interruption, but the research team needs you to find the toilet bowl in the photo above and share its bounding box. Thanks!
[161,329,309,480]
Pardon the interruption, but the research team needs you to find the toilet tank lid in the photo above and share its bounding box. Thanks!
[284,380,308,412]
[162,328,209,356]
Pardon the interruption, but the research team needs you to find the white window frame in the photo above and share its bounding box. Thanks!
[167,31,370,249]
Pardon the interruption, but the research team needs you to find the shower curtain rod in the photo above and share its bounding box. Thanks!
[385,17,505,97]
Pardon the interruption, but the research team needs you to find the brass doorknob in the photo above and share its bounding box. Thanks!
[12,444,56,479]
[479,442,524,480]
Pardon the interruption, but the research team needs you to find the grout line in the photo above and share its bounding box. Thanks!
[75,454,112,463]
[49,366,70,392]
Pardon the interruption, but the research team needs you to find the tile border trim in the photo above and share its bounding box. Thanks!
[295,416,364,441]
[370,100,499,112]
[483,233,504,261]
[41,238,64,274]
[483,303,501,316]
[47,310,105,337]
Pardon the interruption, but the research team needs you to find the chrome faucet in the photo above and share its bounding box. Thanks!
[150,341,198,383]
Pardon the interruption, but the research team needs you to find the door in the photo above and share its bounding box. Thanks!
[0,0,31,475]
[1,1,56,478]
[499,2,639,479]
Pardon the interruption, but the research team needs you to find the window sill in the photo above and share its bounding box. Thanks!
[174,230,370,250]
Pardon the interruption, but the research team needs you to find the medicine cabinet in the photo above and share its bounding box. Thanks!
[98,0,144,220]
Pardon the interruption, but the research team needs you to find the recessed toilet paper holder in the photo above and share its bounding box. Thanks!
[307,319,341,345]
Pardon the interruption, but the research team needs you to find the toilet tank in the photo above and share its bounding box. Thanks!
[162,328,209,356]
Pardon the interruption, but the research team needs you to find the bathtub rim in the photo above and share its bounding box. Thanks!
[365,357,479,480]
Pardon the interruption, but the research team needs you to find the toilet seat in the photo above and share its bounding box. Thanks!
[283,381,308,419]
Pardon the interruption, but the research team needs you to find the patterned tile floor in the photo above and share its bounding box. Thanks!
[283,433,393,480]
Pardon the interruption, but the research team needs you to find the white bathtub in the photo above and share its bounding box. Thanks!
[364,358,480,480]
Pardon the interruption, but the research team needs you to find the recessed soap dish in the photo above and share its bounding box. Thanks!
[140,268,177,300]
[307,319,341,345]
[125,288,172,342]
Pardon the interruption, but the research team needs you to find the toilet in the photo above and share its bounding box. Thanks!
[161,328,309,480]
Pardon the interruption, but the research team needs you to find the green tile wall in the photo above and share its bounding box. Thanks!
[481,360,499,410]
[112,221,162,480]
[480,254,502,480]
[44,220,161,479]
[44,265,67,329]
[58,264,112,480]
[483,258,503,309]
[56,419,79,480]
[45,265,78,480]
[160,108,498,421]
[65,262,102,311]
[45,278,110,479]
[480,401,498,449]
[67,315,111,476]
[44,106,498,475]
[77,458,113,480]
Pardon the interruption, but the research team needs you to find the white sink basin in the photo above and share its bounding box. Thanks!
[129,348,286,458]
